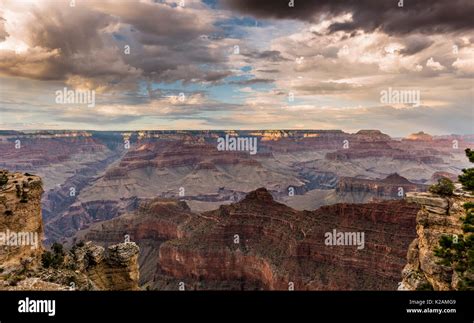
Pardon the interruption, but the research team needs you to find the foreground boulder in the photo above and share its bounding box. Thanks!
[0,170,140,291]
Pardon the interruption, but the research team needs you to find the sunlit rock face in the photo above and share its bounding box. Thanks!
[0,170,140,291]
[80,187,420,290]
[400,188,474,291]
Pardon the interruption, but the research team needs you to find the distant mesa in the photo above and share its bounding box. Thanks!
[242,187,275,203]
[430,171,458,183]
[381,173,414,185]
[336,173,428,200]
[406,131,433,141]
[355,129,391,141]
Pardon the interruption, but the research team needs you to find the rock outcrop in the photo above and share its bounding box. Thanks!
[62,241,140,291]
[157,188,419,290]
[80,187,420,290]
[0,133,108,171]
[406,131,433,141]
[76,197,194,286]
[0,170,140,291]
[0,170,43,270]
[336,173,427,201]
[399,187,474,290]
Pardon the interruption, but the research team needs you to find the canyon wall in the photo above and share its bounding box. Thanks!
[336,173,427,202]
[399,186,474,290]
[0,170,140,291]
[0,170,44,269]
[158,188,419,290]
[81,187,420,290]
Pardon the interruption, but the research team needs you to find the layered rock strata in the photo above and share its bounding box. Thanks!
[0,170,140,291]
[399,188,474,290]
[81,187,420,290]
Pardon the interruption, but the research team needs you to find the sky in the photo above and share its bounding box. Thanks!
[0,0,473,136]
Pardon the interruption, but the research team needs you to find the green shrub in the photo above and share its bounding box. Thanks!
[462,224,474,232]
[41,251,53,268]
[435,205,474,290]
[416,282,434,291]
[465,148,474,163]
[459,168,474,192]
[429,178,455,196]
[459,148,474,192]
[0,174,8,186]
[464,202,474,210]
[41,242,65,269]
[465,212,474,225]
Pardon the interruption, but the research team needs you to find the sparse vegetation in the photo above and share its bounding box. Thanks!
[434,203,474,290]
[416,281,434,291]
[459,148,474,192]
[41,242,65,269]
[464,202,474,210]
[462,210,474,232]
[0,174,8,187]
[70,240,85,255]
[7,274,24,286]
[429,178,454,196]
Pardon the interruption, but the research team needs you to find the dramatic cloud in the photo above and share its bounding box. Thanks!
[241,50,288,62]
[0,0,472,135]
[0,0,231,88]
[223,0,474,35]
[230,78,274,85]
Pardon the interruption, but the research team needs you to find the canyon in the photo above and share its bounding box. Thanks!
[2,129,463,245]
[78,187,420,290]
[0,129,472,290]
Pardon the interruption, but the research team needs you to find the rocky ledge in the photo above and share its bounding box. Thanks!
[0,170,140,291]
[399,186,474,290]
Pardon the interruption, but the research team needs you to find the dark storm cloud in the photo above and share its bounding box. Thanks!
[241,50,289,62]
[223,0,474,35]
[230,78,274,85]
[399,35,434,56]
[203,70,234,82]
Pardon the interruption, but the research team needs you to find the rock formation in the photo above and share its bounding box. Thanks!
[0,170,43,270]
[80,187,420,290]
[16,129,467,243]
[0,170,140,291]
[399,186,474,290]
[157,188,419,290]
[406,131,433,141]
[336,173,427,202]
[430,171,459,183]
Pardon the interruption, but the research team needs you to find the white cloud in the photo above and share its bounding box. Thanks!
[426,57,445,71]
